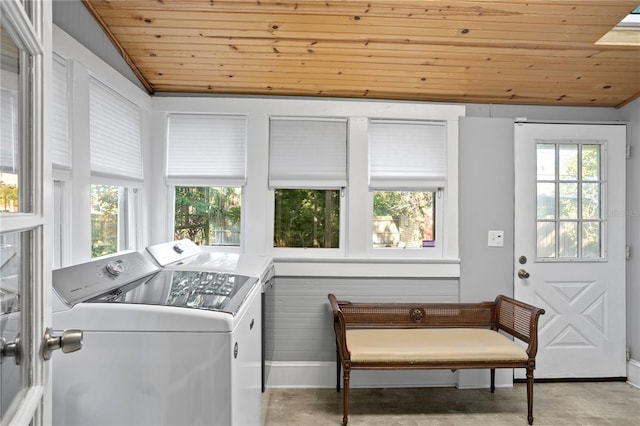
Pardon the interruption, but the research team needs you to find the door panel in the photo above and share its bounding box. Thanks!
[1,1,51,424]
[514,123,626,378]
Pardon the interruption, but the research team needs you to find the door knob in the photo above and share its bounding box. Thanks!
[517,269,530,279]
[0,334,22,365]
[42,328,83,361]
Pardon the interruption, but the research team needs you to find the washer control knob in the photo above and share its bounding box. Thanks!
[105,261,125,277]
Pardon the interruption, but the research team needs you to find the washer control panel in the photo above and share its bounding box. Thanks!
[53,252,160,307]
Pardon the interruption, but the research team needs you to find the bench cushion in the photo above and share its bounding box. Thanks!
[345,328,529,364]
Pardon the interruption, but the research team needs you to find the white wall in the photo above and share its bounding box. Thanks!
[621,98,640,388]
[459,117,515,302]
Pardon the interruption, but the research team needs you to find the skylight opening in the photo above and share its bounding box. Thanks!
[595,5,640,46]
[617,6,640,27]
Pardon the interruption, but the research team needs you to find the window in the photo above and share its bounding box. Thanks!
[174,186,241,246]
[52,54,71,268]
[88,78,143,257]
[368,120,446,251]
[91,184,131,258]
[1,24,32,214]
[269,117,347,249]
[536,143,603,259]
[52,53,70,171]
[274,189,340,248]
[166,114,247,246]
[373,191,435,248]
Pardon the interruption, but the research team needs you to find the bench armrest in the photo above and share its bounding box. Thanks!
[494,295,546,358]
[328,293,351,362]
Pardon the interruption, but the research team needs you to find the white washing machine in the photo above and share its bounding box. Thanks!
[52,251,262,426]
[145,239,275,391]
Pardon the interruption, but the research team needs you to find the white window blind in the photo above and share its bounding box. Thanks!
[52,54,70,170]
[269,117,347,188]
[166,114,247,186]
[369,119,447,189]
[89,77,143,181]
[0,89,17,174]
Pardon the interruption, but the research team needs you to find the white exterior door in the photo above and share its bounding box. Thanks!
[1,1,52,424]
[514,122,627,379]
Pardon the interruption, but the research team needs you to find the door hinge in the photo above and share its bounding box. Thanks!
[626,245,631,260]
[626,145,631,159]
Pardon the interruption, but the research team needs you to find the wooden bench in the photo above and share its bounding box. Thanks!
[328,294,545,425]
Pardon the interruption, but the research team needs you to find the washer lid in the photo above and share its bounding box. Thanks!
[87,270,258,316]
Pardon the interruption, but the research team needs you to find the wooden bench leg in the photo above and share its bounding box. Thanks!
[490,368,496,393]
[527,365,534,425]
[342,364,351,425]
[336,339,341,392]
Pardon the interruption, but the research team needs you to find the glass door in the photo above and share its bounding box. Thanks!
[1,1,51,424]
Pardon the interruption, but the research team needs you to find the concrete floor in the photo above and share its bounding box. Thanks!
[262,382,640,425]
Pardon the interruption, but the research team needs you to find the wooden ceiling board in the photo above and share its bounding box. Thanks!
[82,0,640,107]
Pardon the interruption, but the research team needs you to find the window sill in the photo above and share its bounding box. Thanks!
[273,257,460,278]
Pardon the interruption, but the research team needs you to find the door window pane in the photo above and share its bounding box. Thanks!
[536,144,555,180]
[559,144,578,180]
[537,221,556,258]
[559,221,578,258]
[274,189,339,248]
[582,183,601,219]
[582,222,601,258]
[174,187,241,246]
[582,145,600,181]
[1,24,32,214]
[559,183,578,219]
[536,143,603,259]
[537,183,555,219]
[0,230,30,419]
[372,191,435,248]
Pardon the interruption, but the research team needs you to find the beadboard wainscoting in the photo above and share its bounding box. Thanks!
[263,275,515,389]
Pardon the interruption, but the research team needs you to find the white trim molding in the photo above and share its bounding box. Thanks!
[628,359,640,389]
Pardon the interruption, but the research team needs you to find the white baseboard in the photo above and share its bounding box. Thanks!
[628,359,640,389]
[457,368,514,389]
[265,361,510,389]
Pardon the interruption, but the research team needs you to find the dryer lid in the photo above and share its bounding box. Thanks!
[145,239,201,267]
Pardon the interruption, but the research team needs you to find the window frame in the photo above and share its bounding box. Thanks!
[268,116,348,257]
[365,118,452,259]
[368,189,445,258]
[269,187,346,256]
[167,183,244,253]
[170,184,244,249]
[535,141,608,262]
[89,178,142,259]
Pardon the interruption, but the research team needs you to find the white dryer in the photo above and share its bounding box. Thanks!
[52,251,262,426]
[145,239,273,284]
[145,239,275,391]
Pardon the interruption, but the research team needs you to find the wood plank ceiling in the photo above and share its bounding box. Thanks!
[83,0,640,107]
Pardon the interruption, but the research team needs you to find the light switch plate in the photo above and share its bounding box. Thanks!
[488,230,504,247]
